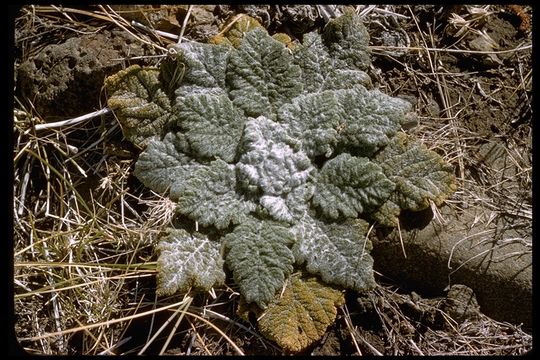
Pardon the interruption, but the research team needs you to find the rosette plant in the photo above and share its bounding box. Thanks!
[105,12,456,352]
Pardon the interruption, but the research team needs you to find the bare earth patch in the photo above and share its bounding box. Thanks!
[12,5,531,355]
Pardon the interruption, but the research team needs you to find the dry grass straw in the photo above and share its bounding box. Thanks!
[13,4,531,355]
[352,284,532,356]
[365,4,532,257]
[13,5,250,355]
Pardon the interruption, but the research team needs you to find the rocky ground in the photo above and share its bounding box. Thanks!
[12,5,532,355]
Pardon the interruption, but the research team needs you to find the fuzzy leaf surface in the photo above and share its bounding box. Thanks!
[259,184,315,223]
[376,132,457,212]
[168,42,230,98]
[227,29,303,118]
[321,11,371,71]
[134,132,200,196]
[224,218,295,308]
[175,93,246,162]
[156,228,225,296]
[105,65,174,147]
[172,159,256,229]
[237,117,313,222]
[292,215,376,291]
[237,120,313,196]
[313,153,395,219]
[277,91,340,158]
[293,32,371,93]
[293,32,333,93]
[257,275,345,353]
[334,86,410,157]
[324,69,371,90]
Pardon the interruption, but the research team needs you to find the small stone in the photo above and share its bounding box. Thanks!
[442,284,480,324]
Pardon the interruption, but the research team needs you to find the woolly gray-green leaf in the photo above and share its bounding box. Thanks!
[322,11,371,71]
[259,184,315,223]
[278,91,340,158]
[156,228,225,296]
[240,116,297,152]
[323,69,371,90]
[168,41,230,98]
[293,32,371,93]
[292,215,376,292]
[376,132,457,212]
[293,32,333,94]
[105,65,174,147]
[313,153,395,219]
[335,86,410,157]
[172,159,256,229]
[227,28,303,118]
[175,93,246,162]
[134,132,200,196]
[224,217,295,308]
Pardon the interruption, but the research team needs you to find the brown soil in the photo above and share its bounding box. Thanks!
[12,5,531,356]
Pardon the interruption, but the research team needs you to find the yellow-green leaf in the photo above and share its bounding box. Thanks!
[210,14,264,48]
[376,132,457,212]
[257,274,345,353]
[105,65,173,148]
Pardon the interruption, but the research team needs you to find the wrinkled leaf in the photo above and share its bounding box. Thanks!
[239,116,296,153]
[105,65,174,147]
[237,122,313,195]
[334,86,410,157]
[224,217,295,308]
[313,153,395,219]
[293,32,334,94]
[292,214,376,291]
[237,117,313,222]
[168,41,230,98]
[259,184,315,223]
[278,91,340,158]
[293,32,371,94]
[134,132,200,196]
[376,132,457,212]
[175,92,246,162]
[227,29,303,118]
[323,69,371,90]
[322,11,371,71]
[156,228,225,296]
[257,275,345,353]
[172,159,256,229]
[238,140,306,193]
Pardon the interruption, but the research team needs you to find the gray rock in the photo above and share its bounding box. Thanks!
[371,202,532,328]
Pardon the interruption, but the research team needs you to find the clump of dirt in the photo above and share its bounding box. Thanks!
[17,29,156,120]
